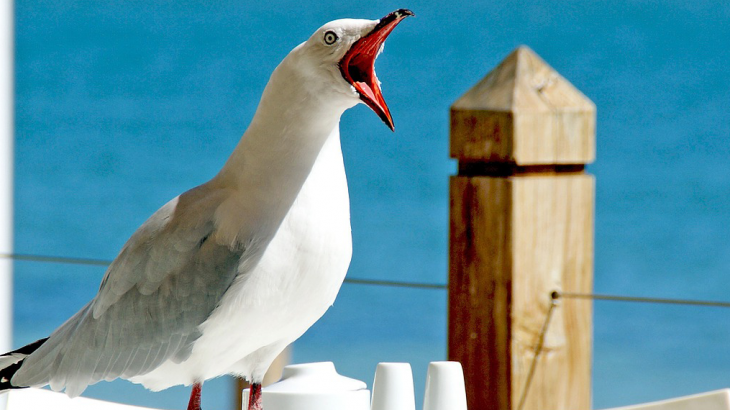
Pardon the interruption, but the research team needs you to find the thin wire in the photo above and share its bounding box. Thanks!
[344,277,446,289]
[5,252,730,303]
[517,294,558,410]
[515,289,730,409]
[0,253,111,266]
[0,253,447,290]
[556,291,730,309]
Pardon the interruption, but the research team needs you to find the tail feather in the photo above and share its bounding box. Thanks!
[0,338,48,392]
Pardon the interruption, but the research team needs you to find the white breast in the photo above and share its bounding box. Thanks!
[129,130,352,390]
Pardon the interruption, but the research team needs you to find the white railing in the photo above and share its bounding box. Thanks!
[5,363,729,410]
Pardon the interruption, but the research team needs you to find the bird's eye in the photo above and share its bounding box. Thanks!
[323,31,338,45]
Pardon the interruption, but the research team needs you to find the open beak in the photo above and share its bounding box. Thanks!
[338,9,414,131]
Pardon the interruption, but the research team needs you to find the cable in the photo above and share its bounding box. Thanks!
[0,253,447,290]
[344,277,446,289]
[4,253,730,304]
[555,291,730,309]
[517,295,558,410]
[0,253,111,267]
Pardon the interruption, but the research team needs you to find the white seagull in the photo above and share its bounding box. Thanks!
[0,9,413,410]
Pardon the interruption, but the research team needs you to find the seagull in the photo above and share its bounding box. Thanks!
[0,9,413,410]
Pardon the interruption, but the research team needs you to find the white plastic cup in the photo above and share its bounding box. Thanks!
[370,362,416,410]
[422,361,468,410]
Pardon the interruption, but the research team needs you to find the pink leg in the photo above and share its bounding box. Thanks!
[248,383,263,410]
[187,382,203,410]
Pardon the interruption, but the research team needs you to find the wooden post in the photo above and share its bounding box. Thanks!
[448,46,595,410]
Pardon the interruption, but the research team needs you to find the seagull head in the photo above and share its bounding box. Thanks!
[293,9,414,131]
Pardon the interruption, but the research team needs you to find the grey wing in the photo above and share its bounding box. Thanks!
[12,185,246,397]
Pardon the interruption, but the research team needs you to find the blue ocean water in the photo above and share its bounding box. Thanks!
[11,1,730,409]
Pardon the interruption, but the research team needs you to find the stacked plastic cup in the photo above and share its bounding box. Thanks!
[422,361,468,410]
[370,363,416,410]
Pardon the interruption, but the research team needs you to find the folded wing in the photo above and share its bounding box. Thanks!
[12,184,247,397]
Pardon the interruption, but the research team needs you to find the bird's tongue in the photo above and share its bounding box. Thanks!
[339,10,412,131]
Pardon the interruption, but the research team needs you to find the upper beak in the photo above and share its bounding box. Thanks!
[338,9,414,131]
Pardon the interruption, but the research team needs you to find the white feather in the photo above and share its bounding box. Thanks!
[7,15,399,397]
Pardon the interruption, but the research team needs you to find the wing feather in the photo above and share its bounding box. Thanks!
[12,184,248,396]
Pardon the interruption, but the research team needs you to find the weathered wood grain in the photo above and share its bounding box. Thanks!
[448,45,595,410]
[510,175,593,410]
[449,176,513,410]
[450,46,595,165]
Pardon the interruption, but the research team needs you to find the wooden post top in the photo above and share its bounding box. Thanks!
[451,46,596,166]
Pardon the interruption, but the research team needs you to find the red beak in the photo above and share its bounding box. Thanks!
[338,9,414,131]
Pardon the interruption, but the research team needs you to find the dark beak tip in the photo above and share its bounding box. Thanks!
[379,113,395,132]
[395,9,415,18]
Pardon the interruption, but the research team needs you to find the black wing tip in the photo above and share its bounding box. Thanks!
[1,361,28,391]
[0,337,49,391]
[6,337,49,356]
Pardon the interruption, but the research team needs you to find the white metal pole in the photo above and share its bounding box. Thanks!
[0,0,15,365]
[0,0,13,398]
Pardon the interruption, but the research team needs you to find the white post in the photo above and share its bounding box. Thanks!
[0,0,14,368]
[0,0,12,405]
